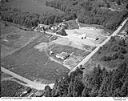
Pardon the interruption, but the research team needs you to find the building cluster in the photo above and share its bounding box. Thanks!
[34,21,68,36]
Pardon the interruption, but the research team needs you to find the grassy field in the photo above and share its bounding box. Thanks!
[1,21,41,58]
[1,72,12,80]
[83,36,128,73]
[1,35,69,83]
[3,0,64,16]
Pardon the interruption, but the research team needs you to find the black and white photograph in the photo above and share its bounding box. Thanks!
[0,0,128,100]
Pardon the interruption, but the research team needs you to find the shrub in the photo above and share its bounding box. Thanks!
[101,56,112,61]
[111,45,120,52]
[120,47,127,54]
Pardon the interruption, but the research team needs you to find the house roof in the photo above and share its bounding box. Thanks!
[56,52,69,59]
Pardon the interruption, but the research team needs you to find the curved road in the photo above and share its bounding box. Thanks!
[69,18,128,75]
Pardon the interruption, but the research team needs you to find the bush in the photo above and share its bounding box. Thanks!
[112,53,118,60]
[118,54,125,60]
[120,47,127,54]
[101,56,112,61]
[111,45,120,52]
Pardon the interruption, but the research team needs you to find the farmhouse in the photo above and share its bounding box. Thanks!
[56,52,70,60]
[34,24,49,32]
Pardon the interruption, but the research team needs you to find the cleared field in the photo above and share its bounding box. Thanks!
[1,21,42,58]
[1,37,69,83]
[52,37,95,50]
[65,27,108,46]
[79,23,112,35]
[3,0,64,16]
[51,26,108,50]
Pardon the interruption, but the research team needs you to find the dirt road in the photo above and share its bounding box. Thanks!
[69,18,128,75]
[1,67,54,90]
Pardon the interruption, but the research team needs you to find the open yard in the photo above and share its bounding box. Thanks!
[47,44,91,69]
[65,27,108,46]
[51,26,108,50]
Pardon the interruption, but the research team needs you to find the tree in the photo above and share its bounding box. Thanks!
[44,86,52,97]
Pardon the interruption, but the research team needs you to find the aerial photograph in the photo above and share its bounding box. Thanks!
[0,0,128,98]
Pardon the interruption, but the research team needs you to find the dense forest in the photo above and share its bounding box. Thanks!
[46,0,128,30]
[1,0,128,30]
[0,6,64,28]
[44,63,128,97]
